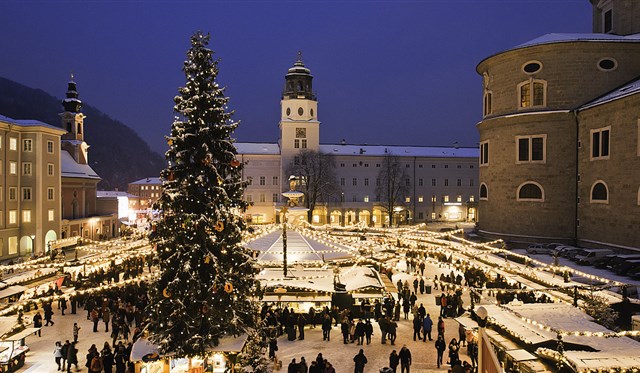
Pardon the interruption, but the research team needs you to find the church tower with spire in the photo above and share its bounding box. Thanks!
[279,52,320,188]
[60,75,89,165]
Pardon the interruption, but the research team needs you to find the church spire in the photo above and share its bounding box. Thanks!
[283,51,315,100]
[62,73,83,113]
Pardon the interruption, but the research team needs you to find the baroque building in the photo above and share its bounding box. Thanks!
[476,0,640,250]
[238,56,479,226]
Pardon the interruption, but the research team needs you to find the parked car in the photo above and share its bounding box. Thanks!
[594,254,619,269]
[526,244,556,255]
[558,246,581,258]
[616,259,640,276]
[574,248,614,265]
[606,254,640,272]
[546,243,566,250]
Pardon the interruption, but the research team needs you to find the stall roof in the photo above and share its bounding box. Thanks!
[0,285,28,299]
[506,349,537,362]
[455,315,479,330]
[3,327,40,341]
[262,295,331,303]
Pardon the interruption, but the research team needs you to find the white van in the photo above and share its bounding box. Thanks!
[575,248,614,265]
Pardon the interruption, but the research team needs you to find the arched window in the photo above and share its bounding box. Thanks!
[517,79,546,109]
[479,183,488,200]
[483,91,493,117]
[297,81,303,91]
[591,181,609,203]
[517,182,544,202]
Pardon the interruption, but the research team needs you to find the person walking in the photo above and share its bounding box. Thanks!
[435,335,446,369]
[297,313,306,340]
[437,316,445,336]
[364,319,373,345]
[61,340,70,371]
[379,316,388,344]
[353,349,367,373]
[103,306,111,333]
[341,318,350,344]
[388,318,398,345]
[33,311,43,336]
[355,319,365,345]
[102,343,114,373]
[422,314,433,341]
[44,302,55,326]
[60,297,68,315]
[389,350,399,373]
[72,323,81,343]
[412,315,422,341]
[54,341,63,371]
[399,345,412,373]
[66,341,79,373]
[448,338,460,368]
[458,323,467,347]
[91,308,100,332]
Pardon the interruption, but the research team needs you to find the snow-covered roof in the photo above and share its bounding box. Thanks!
[60,150,100,180]
[580,76,640,109]
[235,142,280,155]
[129,177,161,185]
[97,191,137,198]
[319,144,478,158]
[0,114,64,132]
[515,33,640,49]
[258,266,384,294]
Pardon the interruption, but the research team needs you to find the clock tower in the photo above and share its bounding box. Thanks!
[279,52,320,188]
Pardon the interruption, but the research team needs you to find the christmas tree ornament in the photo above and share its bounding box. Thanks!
[224,282,233,293]
[204,256,211,264]
[215,221,224,232]
[230,159,241,167]
[162,288,171,298]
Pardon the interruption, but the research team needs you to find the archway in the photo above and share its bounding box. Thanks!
[344,211,357,226]
[19,236,33,257]
[45,230,57,253]
[358,210,371,227]
[330,210,342,226]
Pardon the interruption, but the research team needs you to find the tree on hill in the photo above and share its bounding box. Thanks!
[376,153,408,226]
[286,149,341,221]
[145,32,262,359]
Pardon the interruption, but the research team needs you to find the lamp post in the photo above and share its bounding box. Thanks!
[281,176,308,277]
[281,206,288,277]
[476,306,488,371]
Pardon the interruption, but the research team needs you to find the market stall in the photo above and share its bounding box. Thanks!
[0,322,39,373]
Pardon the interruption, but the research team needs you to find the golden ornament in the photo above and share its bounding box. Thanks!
[204,256,211,264]
[230,159,241,167]
[224,282,233,294]
[214,221,224,232]
[167,138,173,146]
[162,288,171,298]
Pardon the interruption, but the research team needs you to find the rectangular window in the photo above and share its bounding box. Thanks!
[259,176,265,186]
[444,195,449,203]
[418,196,424,203]
[340,163,345,167]
[364,163,369,167]
[432,179,436,186]
[23,139,32,152]
[418,212,424,220]
[457,195,462,202]
[47,140,54,153]
[9,210,17,224]
[246,194,253,202]
[272,193,278,203]
[48,163,54,176]
[469,195,475,202]
[591,127,610,160]
[48,209,54,221]
[340,178,345,186]
[418,178,423,186]
[259,194,265,203]
[405,178,410,186]
[431,195,436,202]
[457,179,461,187]
[8,237,17,255]
[431,212,436,220]
[364,195,369,203]
[9,138,17,151]
[301,139,307,149]
[484,91,493,116]
[516,135,546,163]
[470,179,474,187]
[352,178,357,186]
[353,163,357,167]
[444,179,449,186]
[364,178,369,186]
[603,9,613,33]
[9,187,16,201]
[9,162,17,175]
[376,164,381,168]
[22,210,31,223]
[294,139,300,148]
[405,197,410,203]
[480,141,489,166]
[48,187,55,200]
[273,176,278,186]
[22,187,32,201]
[22,162,32,175]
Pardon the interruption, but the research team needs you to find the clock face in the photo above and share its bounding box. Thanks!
[298,107,304,116]
[286,107,291,116]
[296,128,306,138]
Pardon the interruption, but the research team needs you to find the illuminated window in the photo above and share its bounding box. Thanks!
[457,195,462,202]
[483,91,493,116]
[23,139,32,152]
[9,138,17,151]
[9,210,17,224]
[405,197,410,203]
[49,209,55,221]
[22,210,31,223]
[591,127,610,160]
[8,237,17,254]
[469,195,475,202]
[9,162,17,175]
[518,79,546,108]
[246,194,252,202]
[443,195,449,202]
[259,194,265,203]
[364,196,369,203]
[22,187,32,201]
[431,213,436,220]
[418,196,424,203]
[431,195,436,202]
[517,182,544,202]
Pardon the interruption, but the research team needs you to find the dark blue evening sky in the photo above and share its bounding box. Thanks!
[0,1,591,154]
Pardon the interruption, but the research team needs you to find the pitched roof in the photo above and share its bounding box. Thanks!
[0,114,65,132]
[319,144,478,158]
[580,76,640,109]
[515,32,640,49]
[129,177,162,185]
[60,150,100,180]
[234,142,280,155]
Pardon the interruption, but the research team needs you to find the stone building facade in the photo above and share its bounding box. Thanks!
[476,0,640,250]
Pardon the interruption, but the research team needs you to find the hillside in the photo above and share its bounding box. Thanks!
[0,77,165,190]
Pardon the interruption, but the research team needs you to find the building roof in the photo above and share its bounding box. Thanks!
[235,142,281,155]
[319,144,479,158]
[580,76,640,109]
[97,191,137,198]
[129,177,162,185]
[515,32,640,49]
[0,114,65,132]
[60,150,101,180]
[234,142,478,158]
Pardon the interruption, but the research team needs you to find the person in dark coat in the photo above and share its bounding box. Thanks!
[321,314,332,341]
[297,313,306,340]
[399,345,412,373]
[388,319,398,345]
[412,315,422,341]
[419,278,425,294]
[66,341,78,373]
[114,345,126,373]
[102,344,114,373]
[61,340,70,371]
[33,311,42,336]
[341,318,350,344]
[353,349,367,373]
[448,338,460,368]
[268,338,278,360]
[379,316,388,344]
[389,350,400,373]
[44,302,55,326]
[355,319,365,345]
[435,335,446,369]
[364,319,373,345]
[287,358,299,373]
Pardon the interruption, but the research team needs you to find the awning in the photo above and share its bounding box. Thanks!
[2,327,40,341]
[130,337,160,362]
[352,293,384,299]
[455,315,479,330]
[261,295,331,303]
[0,285,28,300]
[506,349,537,362]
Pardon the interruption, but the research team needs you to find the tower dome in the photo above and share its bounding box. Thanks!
[62,74,83,113]
[283,51,315,100]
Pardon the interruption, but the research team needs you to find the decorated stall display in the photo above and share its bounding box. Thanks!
[0,317,39,373]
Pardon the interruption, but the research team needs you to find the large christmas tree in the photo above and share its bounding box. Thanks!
[145,32,261,358]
